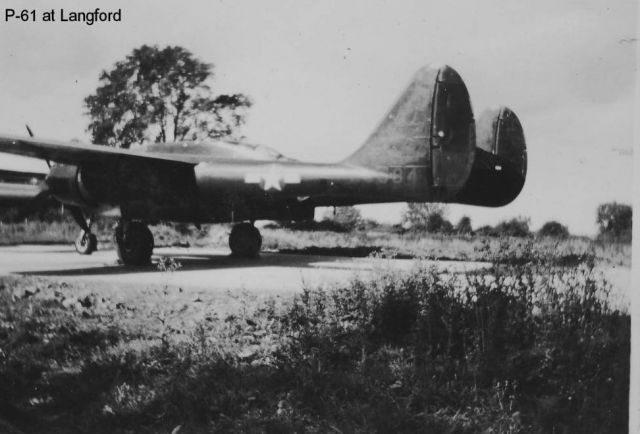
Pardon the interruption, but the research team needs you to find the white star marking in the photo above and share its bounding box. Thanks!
[244,164,301,191]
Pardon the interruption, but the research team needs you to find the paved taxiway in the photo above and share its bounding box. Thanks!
[0,245,492,294]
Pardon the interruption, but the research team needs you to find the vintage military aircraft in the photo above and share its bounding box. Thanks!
[0,168,46,204]
[0,65,526,265]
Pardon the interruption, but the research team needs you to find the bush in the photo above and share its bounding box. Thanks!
[279,263,629,433]
[402,203,453,233]
[475,225,497,237]
[538,221,569,239]
[597,202,632,242]
[455,216,473,234]
[322,206,363,232]
[494,217,531,237]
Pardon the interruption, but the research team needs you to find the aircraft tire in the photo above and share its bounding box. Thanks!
[75,231,97,255]
[114,221,154,266]
[229,223,262,258]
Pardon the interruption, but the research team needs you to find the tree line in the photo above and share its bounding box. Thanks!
[390,202,632,241]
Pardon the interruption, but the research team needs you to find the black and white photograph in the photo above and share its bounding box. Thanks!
[0,1,635,432]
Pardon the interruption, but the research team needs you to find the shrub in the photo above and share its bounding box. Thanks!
[455,216,473,234]
[538,221,569,239]
[494,217,531,237]
[596,202,632,242]
[402,203,453,233]
[279,263,629,433]
[322,206,363,232]
[475,225,497,237]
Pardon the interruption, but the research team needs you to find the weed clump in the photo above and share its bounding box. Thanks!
[276,262,628,432]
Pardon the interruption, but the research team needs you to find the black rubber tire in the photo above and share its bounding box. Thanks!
[114,221,154,266]
[229,223,262,258]
[75,231,97,255]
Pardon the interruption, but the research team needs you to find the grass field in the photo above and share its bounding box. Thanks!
[0,219,631,432]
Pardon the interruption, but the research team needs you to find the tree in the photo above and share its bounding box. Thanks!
[84,45,252,148]
[596,202,632,241]
[455,216,473,234]
[401,203,452,233]
[538,221,569,239]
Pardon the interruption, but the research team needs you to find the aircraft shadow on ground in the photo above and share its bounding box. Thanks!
[18,250,358,277]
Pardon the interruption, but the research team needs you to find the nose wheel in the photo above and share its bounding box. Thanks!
[229,223,262,258]
[114,220,154,266]
[69,207,97,255]
[75,230,97,255]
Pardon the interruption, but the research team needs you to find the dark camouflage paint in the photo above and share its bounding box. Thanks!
[0,65,526,223]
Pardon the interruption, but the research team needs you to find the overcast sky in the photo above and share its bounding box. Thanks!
[0,0,636,235]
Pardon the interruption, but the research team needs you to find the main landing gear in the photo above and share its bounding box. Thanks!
[229,222,262,258]
[114,220,154,266]
[68,205,154,265]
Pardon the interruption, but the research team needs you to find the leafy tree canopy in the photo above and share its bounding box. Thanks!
[84,45,252,148]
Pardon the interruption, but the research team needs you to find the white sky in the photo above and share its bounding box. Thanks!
[0,0,636,235]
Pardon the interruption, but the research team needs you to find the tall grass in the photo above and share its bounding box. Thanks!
[275,261,628,432]
[261,227,630,267]
[0,258,628,433]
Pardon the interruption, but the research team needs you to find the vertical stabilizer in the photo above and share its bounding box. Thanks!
[455,106,527,206]
[343,65,475,200]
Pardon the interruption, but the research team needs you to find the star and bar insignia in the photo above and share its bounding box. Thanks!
[244,164,301,191]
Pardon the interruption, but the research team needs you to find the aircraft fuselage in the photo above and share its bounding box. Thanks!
[46,153,432,223]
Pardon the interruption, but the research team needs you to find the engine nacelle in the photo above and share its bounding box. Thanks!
[454,107,527,206]
[45,164,99,208]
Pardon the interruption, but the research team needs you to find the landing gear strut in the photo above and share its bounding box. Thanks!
[114,220,154,266]
[229,222,262,258]
[69,207,97,255]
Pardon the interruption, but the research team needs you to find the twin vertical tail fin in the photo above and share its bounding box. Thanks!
[343,65,526,206]
[455,106,527,206]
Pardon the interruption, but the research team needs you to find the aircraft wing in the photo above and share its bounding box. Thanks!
[0,182,42,203]
[0,134,203,166]
[0,168,46,204]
